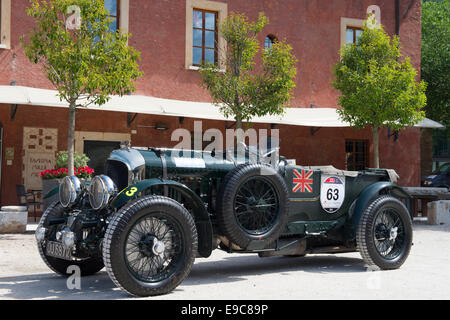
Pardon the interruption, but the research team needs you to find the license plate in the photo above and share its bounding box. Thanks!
[46,241,72,260]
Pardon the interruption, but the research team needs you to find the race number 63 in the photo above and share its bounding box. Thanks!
[320,175,346,213]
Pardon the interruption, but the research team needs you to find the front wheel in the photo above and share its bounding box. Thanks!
[357,196,413,270]
[36,201,104,276]
[103,196,198,297]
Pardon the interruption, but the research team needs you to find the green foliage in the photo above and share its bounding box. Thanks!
[22,0,142,106]
[55,151,89,169]
[421,0,450,128]
[199,13,297,126]
[22,0,142,175]
[332,19,427,131]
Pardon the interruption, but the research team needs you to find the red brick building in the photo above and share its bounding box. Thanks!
[0,0,425,211]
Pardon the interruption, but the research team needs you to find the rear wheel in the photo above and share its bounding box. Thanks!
[103,196,197,297]
[357,196,412,270]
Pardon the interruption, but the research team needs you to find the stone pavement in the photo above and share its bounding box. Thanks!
[0,222,449,300]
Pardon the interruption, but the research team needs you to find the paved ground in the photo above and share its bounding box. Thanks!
[1,222,449,300]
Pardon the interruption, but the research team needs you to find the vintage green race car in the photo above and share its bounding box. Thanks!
[36,144,413,296]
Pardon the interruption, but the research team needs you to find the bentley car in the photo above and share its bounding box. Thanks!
[36,144,413,296]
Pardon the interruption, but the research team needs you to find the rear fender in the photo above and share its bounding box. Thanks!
[351,182,410,229]
[111,179,213,258]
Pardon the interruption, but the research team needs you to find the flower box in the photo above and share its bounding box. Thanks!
[40,167,94,212]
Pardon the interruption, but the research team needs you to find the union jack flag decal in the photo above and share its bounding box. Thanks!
[292,169,314,193]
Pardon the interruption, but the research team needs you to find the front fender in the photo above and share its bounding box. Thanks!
[44,186,59,199]
[351,182,410,229]
[111,179,213,258]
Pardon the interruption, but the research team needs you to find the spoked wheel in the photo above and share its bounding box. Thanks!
[373,209,406,260]
[103,196,197,297]
[357,196,412,270]
[124,214,184,283]
[234,176,280,235]
[217,164,289,249]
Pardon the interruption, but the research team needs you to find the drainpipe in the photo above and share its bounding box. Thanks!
[395,0,400,36]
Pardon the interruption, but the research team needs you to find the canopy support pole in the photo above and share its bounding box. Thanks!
[310,127,321,136]
[127,112,138,127]
[10,104,18,121]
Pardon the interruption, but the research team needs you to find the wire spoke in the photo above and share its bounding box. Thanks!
[124,212,184,283]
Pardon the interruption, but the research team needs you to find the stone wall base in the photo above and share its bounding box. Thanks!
[427,201,450,225]
[0,207,28,233]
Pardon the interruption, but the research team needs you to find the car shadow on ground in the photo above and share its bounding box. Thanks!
[0,253,367,300]
[186,253,366,284]
[0,271,125,300]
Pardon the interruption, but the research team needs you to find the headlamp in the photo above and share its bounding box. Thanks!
[89,175,117,210]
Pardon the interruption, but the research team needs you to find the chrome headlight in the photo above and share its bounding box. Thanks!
[59,176,83,207]
[89,175,118,210]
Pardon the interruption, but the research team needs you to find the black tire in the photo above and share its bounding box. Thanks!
[357,196,413,270]
[36,201,104,276]
[103,196,198,297]
[216,164,289,249]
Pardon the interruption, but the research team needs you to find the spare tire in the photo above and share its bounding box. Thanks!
[216,164,289,249]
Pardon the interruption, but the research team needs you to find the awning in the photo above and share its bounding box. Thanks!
[0,85,445,129]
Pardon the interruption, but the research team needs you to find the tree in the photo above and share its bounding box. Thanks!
[422,0,449,154]
[199,12,297,142]
[332,18,427,168]
[22,0,142,175]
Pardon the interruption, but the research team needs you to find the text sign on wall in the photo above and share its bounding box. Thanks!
[22,127,58,192]
[23,152,55,190]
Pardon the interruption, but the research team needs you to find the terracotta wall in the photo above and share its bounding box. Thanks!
[1,0,420,103]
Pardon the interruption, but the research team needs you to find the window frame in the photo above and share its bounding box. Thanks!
[345,139,369,171]
[185,0,227,70]
[264,34,277,50]
[192,8,218,66]
[340,17,365,50]
[105,0,120,33]
[346,26,363,44]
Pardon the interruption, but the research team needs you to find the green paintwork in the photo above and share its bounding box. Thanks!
[137,148,236,180]
[279,165,407,240]
[350,181,410,229]
[43,186,59,199]
[111,178,214,257]
[53,146,411,258]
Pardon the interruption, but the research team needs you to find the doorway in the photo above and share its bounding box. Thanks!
[83,140,121,175]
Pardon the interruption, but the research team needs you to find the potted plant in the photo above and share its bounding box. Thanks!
[40,151,94,211]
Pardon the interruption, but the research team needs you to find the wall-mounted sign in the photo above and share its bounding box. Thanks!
[5,147,14,161]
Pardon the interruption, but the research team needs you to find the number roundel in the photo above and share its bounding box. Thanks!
[320,175,346,213]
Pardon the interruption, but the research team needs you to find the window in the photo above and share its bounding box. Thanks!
[264,35,277,50]
[192,9,218,65]
[345,140,369,171]
[105,0,119,33]
[185,0,227,70]
[340,17,364,49]
[346,26,363,44]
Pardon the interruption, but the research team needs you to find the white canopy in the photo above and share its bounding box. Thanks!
[0,85,445,129]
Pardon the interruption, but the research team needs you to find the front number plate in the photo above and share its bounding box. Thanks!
[46,241,72,260]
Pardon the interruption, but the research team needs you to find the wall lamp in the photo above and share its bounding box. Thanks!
[137,122,169,131]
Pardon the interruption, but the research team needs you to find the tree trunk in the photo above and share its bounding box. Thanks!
[372,126,380,168]
[67,103,77,176]
[235,116,243,144]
